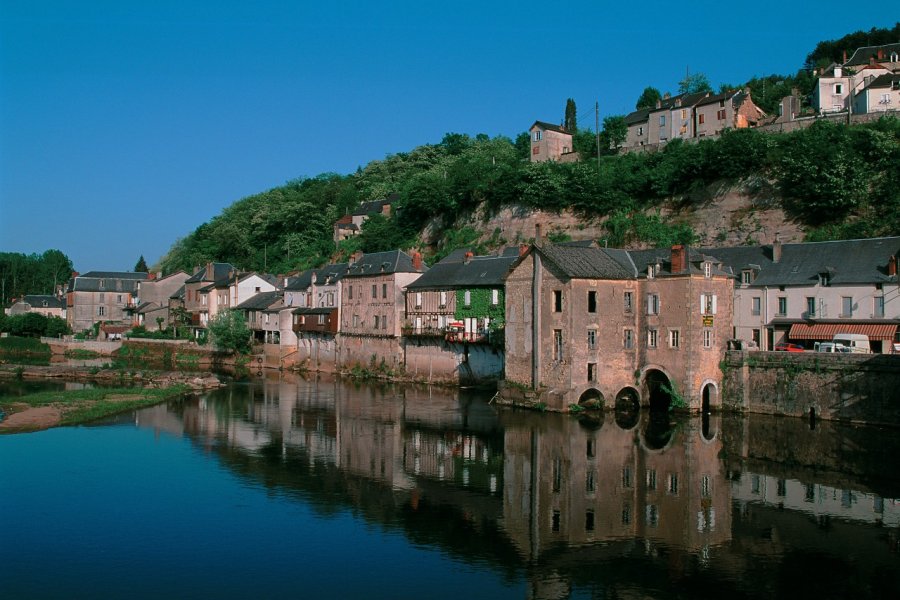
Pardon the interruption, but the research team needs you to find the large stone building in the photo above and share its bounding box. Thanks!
[503,241,733,411]
[65,271,149,332]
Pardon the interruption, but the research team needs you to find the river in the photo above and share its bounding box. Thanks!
[2,372,899,599]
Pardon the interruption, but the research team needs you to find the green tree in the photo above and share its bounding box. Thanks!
[134,255,149,272]
[602,115,627,149]
[564,98,577,132]
[207,309,252,354]
[678,72,712,95]
[635,87,662,110]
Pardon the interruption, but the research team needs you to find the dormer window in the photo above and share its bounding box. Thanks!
[647,265,654,279]
[891,52,898,62]
[703,262,712,278]
[741,270,752,284]
[820,273,831,287]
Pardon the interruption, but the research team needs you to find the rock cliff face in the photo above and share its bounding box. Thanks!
[446,178,803,249]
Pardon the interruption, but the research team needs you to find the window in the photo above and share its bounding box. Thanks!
[353,314,359,328]
[751,297,761,316]
[382,283,387,298]
[841,296,853,317]
[881,93,891,104]
[382,315,387,329]
[659,114,666,127]
[623,329,634,349]
[587,329,596,350]
[777,296,787,316]
[622,504,631,525]
[532,130,542,142]
[491,289,499,305]
[669,329,680,349]
[703,262,712,278]
[585,510,595,532]
[553,330,563,362]
[668,474,679,495]
[702,475,712,498]
[622,467,632,488]
[415,292,422,308]
[698,113,705,124]
[875,296,885,318]
[586,471,595,493]
[551,510,560,532]
[719,100,725,108]
[647,469,657,490]
[587,363,596,382]
[703,328,713,348]
[117,294,123,303]
[98,306,105,316]
[681,109,687,119]
[349,286,353,300]
[587,291,597,313]
[647,293,660,315]
[701,293,717,315]
[717,108,726,120]
[752,329,761,347]
[646,505,658,527]
[742,271,752,284]
[553,290,562,312]
[374,315,380,329]
[806,297,816,317]
[372,284,377,298]
[552,458,561,492]
[586,439,594,458]
[648,328,658,348]
[317,314,325,325]
[439,291,447,307]
[99,280,105,290]
[99,293,105,303]
[624,291,633,313]
[255,286,261,293]
[638,125,644,135]
[834,83,843,94]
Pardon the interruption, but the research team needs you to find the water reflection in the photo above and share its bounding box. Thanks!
[131,374,900,598]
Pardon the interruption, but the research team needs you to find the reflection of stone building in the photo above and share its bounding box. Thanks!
[500,411,730,557]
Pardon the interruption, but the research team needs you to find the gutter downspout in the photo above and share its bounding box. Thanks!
[532,251,542,390]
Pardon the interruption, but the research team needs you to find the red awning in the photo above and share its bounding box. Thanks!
[788,322,898,341]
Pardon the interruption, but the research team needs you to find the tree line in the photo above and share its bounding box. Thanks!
[0,250,73,306]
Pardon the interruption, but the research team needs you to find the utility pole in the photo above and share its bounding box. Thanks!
[595,101,601,169]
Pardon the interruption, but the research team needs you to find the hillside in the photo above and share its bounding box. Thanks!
[156,116,900,275]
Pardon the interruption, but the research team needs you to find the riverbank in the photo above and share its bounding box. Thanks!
[0,363,224,390]
[0,386,191,433]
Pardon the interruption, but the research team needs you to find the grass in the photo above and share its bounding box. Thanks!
[0,385,189,429]
[0,336,51,355]
[63,348,101,359]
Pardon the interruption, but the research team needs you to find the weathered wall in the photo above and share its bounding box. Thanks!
[722,351,900,426]
[404,339,504,384]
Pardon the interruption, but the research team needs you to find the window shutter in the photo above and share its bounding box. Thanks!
[699,294,705,314]
[712,295,717,315]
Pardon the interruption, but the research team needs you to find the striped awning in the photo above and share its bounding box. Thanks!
[788,322,898,341]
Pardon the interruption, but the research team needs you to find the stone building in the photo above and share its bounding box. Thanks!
[285,262,347,371]
[126,271,189,330]
[338,249,427,371]
[503,241,733,411]
[6,294,66,320]
[529,121,575,162]
[65,271,149,333]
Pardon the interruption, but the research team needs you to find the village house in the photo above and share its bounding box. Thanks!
[124,270,189,330]
[235,290,282,344]
[667,91,712,141]
[338,249,427,371]
[285,262,347,371]
[333,196,394,243]
[706,236,900,353]
[852,73,900,115]
[65,271,149,333]
[694,89,766,137]
[403,248,518,383]
[182,262,235,333]
[646,93,681,145]
[529,121,575,163]
[503,236,733,412]
[623,108,650,149]
[5,294,66,320]
[812,60,890,114]
[182,263,276,336]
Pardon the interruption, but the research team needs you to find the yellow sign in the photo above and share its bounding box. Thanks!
[702,316,714,326]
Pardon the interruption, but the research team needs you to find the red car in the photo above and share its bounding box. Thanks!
[775,343,805,352]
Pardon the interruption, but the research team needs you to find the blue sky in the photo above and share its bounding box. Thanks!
[0,1,892,271]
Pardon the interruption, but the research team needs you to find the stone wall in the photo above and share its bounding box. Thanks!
[404,339,504,384]
[722,350,900,426]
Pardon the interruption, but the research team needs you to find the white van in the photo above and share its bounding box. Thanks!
[831,333,871,354]
[814,342,851,353]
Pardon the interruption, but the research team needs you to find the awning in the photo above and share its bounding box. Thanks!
[788,322,898,341]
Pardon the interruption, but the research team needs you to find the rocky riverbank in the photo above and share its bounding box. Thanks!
[0,364,224,390]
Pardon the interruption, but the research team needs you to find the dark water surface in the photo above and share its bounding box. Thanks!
[2,374,899,599]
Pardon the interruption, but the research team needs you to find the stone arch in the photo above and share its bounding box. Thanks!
[577,388,604,409]
[643,368,674,412]
[701,381,718,413]
[614,387,640,430]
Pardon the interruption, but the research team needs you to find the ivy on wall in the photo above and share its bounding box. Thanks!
[455,288,505,326]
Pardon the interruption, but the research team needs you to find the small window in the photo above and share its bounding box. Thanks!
[553,290,562,312]
[703,262,712,278]
[587,291,597,313]
[622,467,632,488]
[353,314,359,327]
[698,113,705,124]
[532,130,542,142]
[491,289,499,305]
[382,283,388,298]
[415,292,422,308]
[834,83,843,95]
[659,114,666,126]
[553,329,563,361]
[372,284,377,298]
[255,286,261,293]
[638,126,644,135]
[585,510,595,532]
[587,329,596,350]
[623,329,634,349]
[382,315,387,329]
[703,328,713,348]
[681,109,687,119]
[587,363,596,382]
[751,297,761,316]
[742,271,752,284]
[374,315,380,329]
[623,291,633,313]
[98,306,105,316]
[349,286,353,300]
[648,328,658,348]
[464,290,471,306]
[670,329,680,348]
[806,297,816,317]
[647,469,657,490]
[669,474,679,495]
[842,296,853,317]
[317,314,325,325]
[701,294,717,315]
[875,296,885,318]
[647,293,660,315]
[439,291,447,307]
[778,296,787,316]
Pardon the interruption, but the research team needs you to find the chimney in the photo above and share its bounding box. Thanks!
[205,262,214,279]
[411,251,423,271]
[464,251,474,264]
[349,250,363,265]
[889,255,897,277]
[147,272,156,281]
[663,92,671,100]
[843,50,847,64]
[878,49,884,60]
[656,99,662,109]
[535,223,543,248]
[773,233,782,263]
[870,56,876,65]
[670,245,687,273]
[71,271,79,279]
[519,243,529,257]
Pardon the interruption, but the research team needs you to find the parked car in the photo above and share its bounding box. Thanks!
[774,343,805,352]
[814,342,851,353]
[832,333,871,353]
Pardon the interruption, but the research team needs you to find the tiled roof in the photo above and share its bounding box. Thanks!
[530,121,572,135]
[628,247,730,277]
[845,43,900,67]
[624,108,650,124]
[68,274,146,293]
[184,263,235,284]
[233,291,281,311]
[285,263,348,290]
[21,295,65,309]
[352,199,391,216]
[860,73,900,91]
[534,244,634,280]
[344,250,427,278]
[406,250,518,290]
[292,307,336,315]
[80,271,148,279]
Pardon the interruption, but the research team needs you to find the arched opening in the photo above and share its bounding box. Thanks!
[644,369,673,412]
[701,383,717,413]
[578,388,604,410]
[614,387,640,430]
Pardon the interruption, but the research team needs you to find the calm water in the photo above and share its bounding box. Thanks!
[2,374,899,599]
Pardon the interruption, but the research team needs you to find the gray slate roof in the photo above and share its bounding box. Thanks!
[860,73,900,91]
[531,121,572,135]
[68,272,148,293]
[628,247,730,277]
[21,295,65,309]
[406,250,518,290]
[534,244,634,280]
[80,271,148,279]
[285,263,348,291]
[184,263,236,284]
[624,108,651,124]
[845,43,900,67]
[233,291,281,311]
[344,250,427,278]
[702,237,900,286]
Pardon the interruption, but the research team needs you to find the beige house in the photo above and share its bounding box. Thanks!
[813,62,890,114]
[183,262,236,332]
[707,237,900,353]
[694,89,766,137]
[529,121,575,162]
[6,295,66,320]
[852,73,900,114]
[127,271,189,330]
[338,249,427,371]
[623,108,650,149]
[503,240,733,412]
[284,262,347,371]
[66,271,149,333]
[333,197,393,243]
